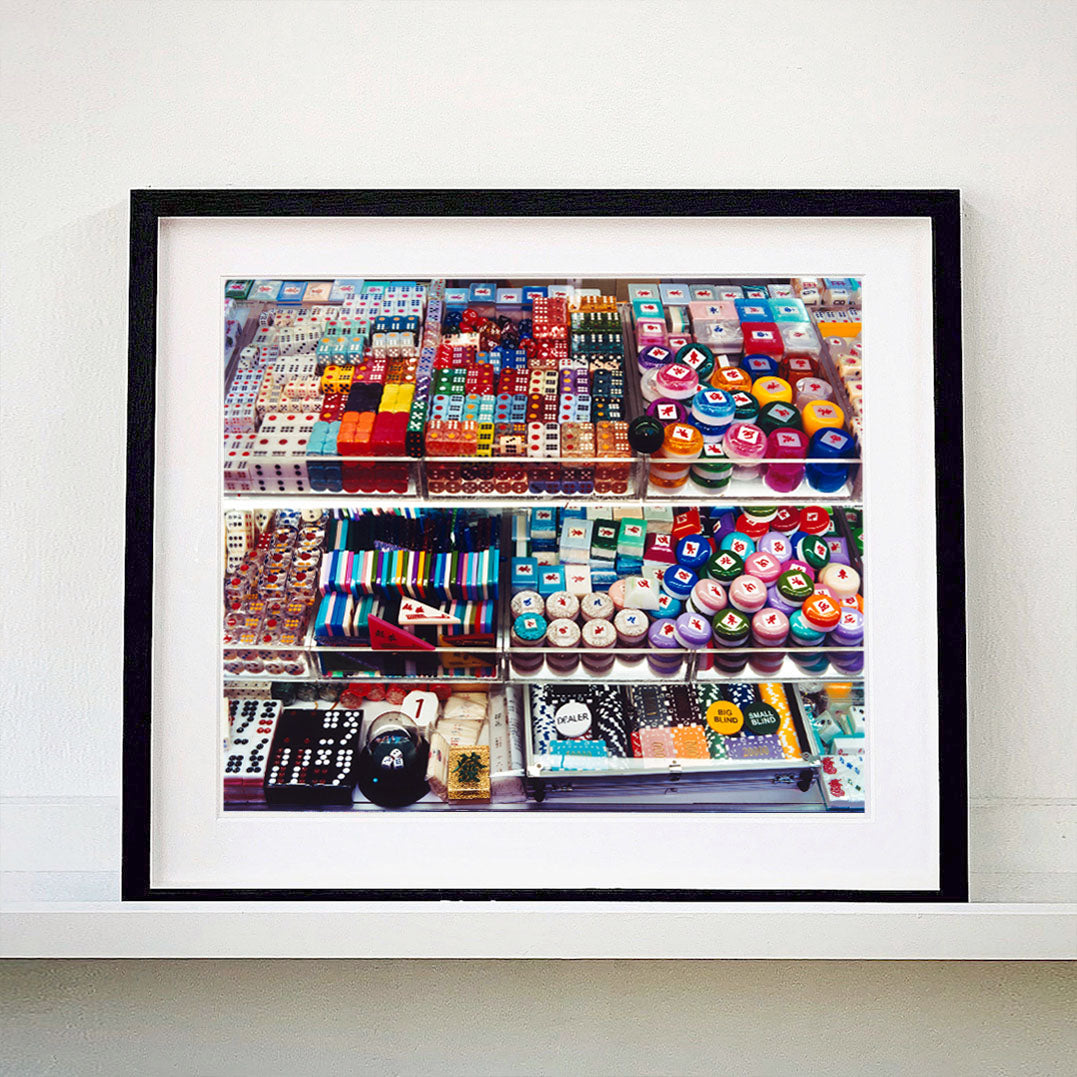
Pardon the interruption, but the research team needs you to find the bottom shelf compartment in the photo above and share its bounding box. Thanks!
[223,678,866,813]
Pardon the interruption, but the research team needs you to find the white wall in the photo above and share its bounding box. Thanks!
[1,0,1074,901]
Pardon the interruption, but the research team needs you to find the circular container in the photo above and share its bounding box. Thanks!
[545,590,580,622]
[766,583,800,616]
[728,574,768,614]
[719,531,756,559]
[647,618,684,676]
[655,362,700,401]
[675,342,716,381]
[730,391,761,423]
[646,398,687,426]
[785,558,817,582]
[545,618,582,675]
[581,618,616,674]
[608,577,628,610]
[691,443,733,489]
[674,611,712,649]
[580,591,615,622]
[712,608,751,647]
[640,368,664,402]
[798,506,831,535]
[706,549,746,584]
[627,415,665,454]
[510,613,548,674]
[805,428,857,494]
[710,365,753,394]
[789,608,826,647]
[801,400,846,439]
[751,375,793,407]
[794,377,834,410]
[831,608,864,647]
[688,578,727,618]
[764,428,809,494]
[614,608,649,665]
[676,534,713,571]
[744,550,783,585]
[637,344,672,372]
[772,506,802,534]
[735,512,771,540]
[655,591,683,619]
[756,400,802,436]
[752,607,790,646]
[819,562,861,599]
[758,531,794,564]
[776,567,815,606]
[740,505,779,524]
[511,590,544,618]
[748,649,787,676]
[796,534,832,571]
[801,592,842,633]
[662,565,698,601]
[649,422,704,489]
[691,389,736,437]
[722,421,767,479]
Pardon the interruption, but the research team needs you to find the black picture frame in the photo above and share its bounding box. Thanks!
[124,189,966,902]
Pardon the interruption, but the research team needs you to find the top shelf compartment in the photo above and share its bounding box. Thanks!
[223,277,864,504]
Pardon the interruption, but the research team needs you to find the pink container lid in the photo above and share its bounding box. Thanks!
[690,578,727,614]
[751,607,790,646]
[655,362,700,400]
[743,551,783,585]
[723,421,767,461]
[728,573,768,614]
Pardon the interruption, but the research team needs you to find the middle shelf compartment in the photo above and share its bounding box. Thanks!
[224,501,866,685]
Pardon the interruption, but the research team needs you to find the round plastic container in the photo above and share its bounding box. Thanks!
[649,422,703,489]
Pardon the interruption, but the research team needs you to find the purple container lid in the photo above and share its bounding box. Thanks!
[830,608,864,646]
[646,398,687,425]
[674,611,712,648]
[758,531,794,564]
[638,345,672,370]
[825,537,851,566]
[648,618,681,649]
[712,512,738,543]
[766,584,800,616]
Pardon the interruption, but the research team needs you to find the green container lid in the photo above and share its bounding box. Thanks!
[706,549,745,584]
[712,608,751,643]
[776,568,815,603]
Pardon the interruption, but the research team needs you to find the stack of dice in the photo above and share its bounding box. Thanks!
[222,509,326,678]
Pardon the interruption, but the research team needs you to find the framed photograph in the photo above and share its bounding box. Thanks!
[124,189,966,900]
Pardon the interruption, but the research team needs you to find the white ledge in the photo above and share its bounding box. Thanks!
[2,902,1073,959]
